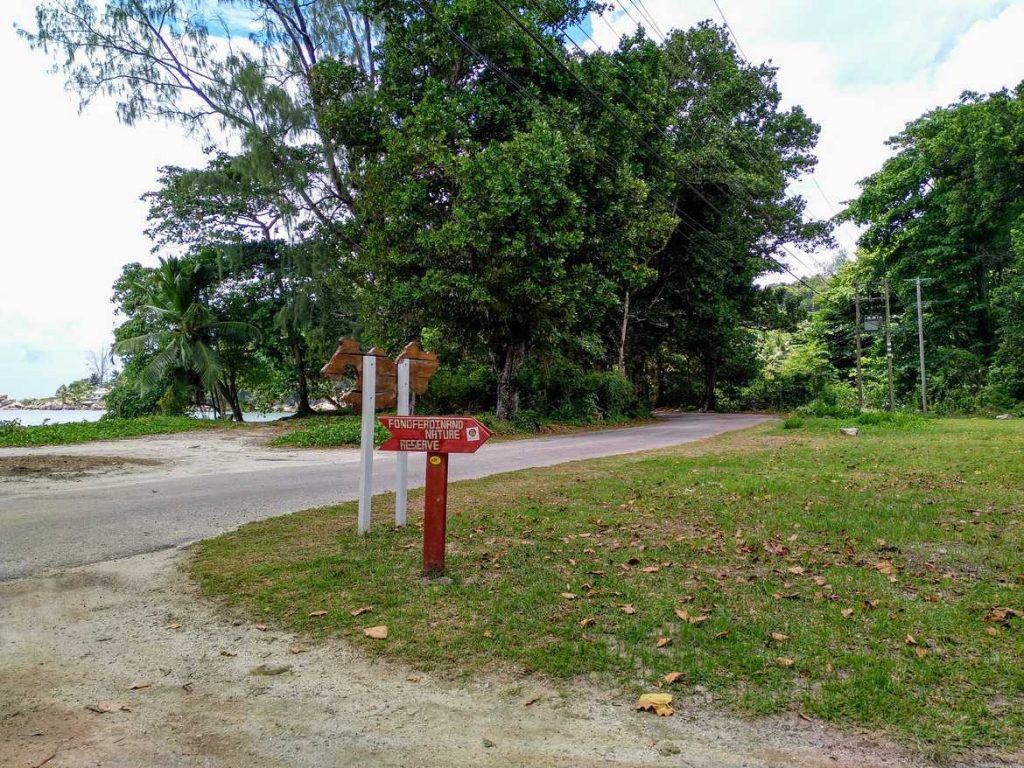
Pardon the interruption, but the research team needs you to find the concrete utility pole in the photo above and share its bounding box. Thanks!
[853,283,864,409]
[883,279,895,412]
[916,277,928,413]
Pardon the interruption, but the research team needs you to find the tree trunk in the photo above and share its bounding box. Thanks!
[701,348,719,413]
[292,341,314,416]
[216,379,244,422]
[617,290,630,374]
[495,343,526,421]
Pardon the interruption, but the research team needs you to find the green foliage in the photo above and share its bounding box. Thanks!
[0,416,217,448]
[781,416,804,429]
[103,378,163,419]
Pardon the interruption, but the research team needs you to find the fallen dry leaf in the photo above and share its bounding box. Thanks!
[524,695,541,707]
[641,565,661,573]
[620,604,636,615]
[86,701,126,714]
[875,560,894,576]
[841,608,854,618]
[579,617,596,628]
[674,608,690,622]
[363,625,389,640]
[663,671,684,684]
[689,614,710,626]
[656,637,672,648]
[560,592,577,600]
[770,632,789,642]
[635,693,674,717]
[905,634,918,646]
[776,657,795,668]
[914,646,929,659]
[219,650,237,657]
[128,682,150,691]
[254,624,268,632]
[288,644,308,654]
[308,610,328,618]
[349,606,373,617]
[482,630,493,638]
[787,566,805,575]
[166,622,181,630]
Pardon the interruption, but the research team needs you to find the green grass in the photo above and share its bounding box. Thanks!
[0,415,222,447]
[191,417,1024,756]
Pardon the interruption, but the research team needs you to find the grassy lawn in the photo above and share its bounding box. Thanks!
[0,415,224,447]
[191,417,1024,757]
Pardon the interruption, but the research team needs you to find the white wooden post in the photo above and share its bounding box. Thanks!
[357,354,376,534]
[395,359,410,526]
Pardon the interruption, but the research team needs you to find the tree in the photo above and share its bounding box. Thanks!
[86,345,114,386]
[842,83,1024,407]
[114,256,260,420]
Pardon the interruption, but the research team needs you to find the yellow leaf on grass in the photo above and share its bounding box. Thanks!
[787,566,805,575]
[674,608,690,622]
[776,657,795,667]
[689,614,710,626]
[579,617,596,628]
[561,592,577,600]
[905,634,918,646]
[635,693,674,716]
[308,610,328,618]
[656,637,672,648]
[664,671,683,684]
[914,646,928,659]
[363,625,389,640]
[641,565,661,573]
[841,608,854,618]
[770,632,789,642]
[166,622,181,630]
[620,604,636,615]
[350,606,373,617]
[255,624,268,631]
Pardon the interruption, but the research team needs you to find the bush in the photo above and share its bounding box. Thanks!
[782,416,804,429]
[103,380,162,419]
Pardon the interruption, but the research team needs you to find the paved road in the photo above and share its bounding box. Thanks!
[0,413,768,580]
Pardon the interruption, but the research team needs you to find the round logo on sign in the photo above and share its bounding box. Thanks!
[429,455,442,465]
[466,426,480,441]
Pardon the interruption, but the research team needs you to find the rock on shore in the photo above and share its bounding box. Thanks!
[0,393,106,411]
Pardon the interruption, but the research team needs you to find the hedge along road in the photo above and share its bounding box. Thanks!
[0,412,768,580]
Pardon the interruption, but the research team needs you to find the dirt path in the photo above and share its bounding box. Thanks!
[1,547,965,768]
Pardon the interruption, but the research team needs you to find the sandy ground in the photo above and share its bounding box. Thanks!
[0,427,348,493]
[3,547,1008,768]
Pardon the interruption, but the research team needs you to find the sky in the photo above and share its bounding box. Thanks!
[1,1,1024,398]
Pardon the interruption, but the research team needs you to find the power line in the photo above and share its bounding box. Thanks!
[710,0,749,60]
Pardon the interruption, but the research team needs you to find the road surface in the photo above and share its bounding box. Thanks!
[0,413,768,580]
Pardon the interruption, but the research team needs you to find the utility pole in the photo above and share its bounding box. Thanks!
[915,277,928,413]
[853,283,864,409]
[883,279,895,412]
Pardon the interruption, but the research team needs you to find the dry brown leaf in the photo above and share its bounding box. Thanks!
[620,604,636,615]
[656,637,672,648]
[787,566,805,575]
[363,625,389,640]
[689,614,710,626]
[841,608,854,618]
[674,608,690,622]
[914,646,929,659]
[560,592,577,600]
[714,630,731,640]
[905,634,918,646]
[308,610,328,618]
[254,623,268,632]
[579,617,596,628]
[288,645,308,654]
[524,695,541,707]
[86,701,124,714]
[349,606,373,617]
[986,626,1000,637]
[483,630,493,638]
[641,566,661,574]
[663,671,683,684]
[635,693,674,717]
[128,682,150,691]
[770,632,789,642]
[875,560,894,575]
[776,657,795,667]
[220,650,237,657]
[166,622,181,630]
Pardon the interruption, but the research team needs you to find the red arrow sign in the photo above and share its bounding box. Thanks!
[378,415,492,454]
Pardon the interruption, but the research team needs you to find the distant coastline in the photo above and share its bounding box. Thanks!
[0,393,106,412]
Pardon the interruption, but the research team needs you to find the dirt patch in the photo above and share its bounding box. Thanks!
[0,548,1000,768]
[0,455,161,481]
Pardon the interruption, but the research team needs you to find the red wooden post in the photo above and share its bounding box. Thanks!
[423,451,449,576]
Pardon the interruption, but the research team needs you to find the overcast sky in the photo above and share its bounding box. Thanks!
[2,0,1023,398]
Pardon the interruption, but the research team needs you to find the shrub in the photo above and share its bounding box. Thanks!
[782,416,804,430]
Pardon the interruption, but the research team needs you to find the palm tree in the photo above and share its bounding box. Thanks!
[115,257,259,421]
